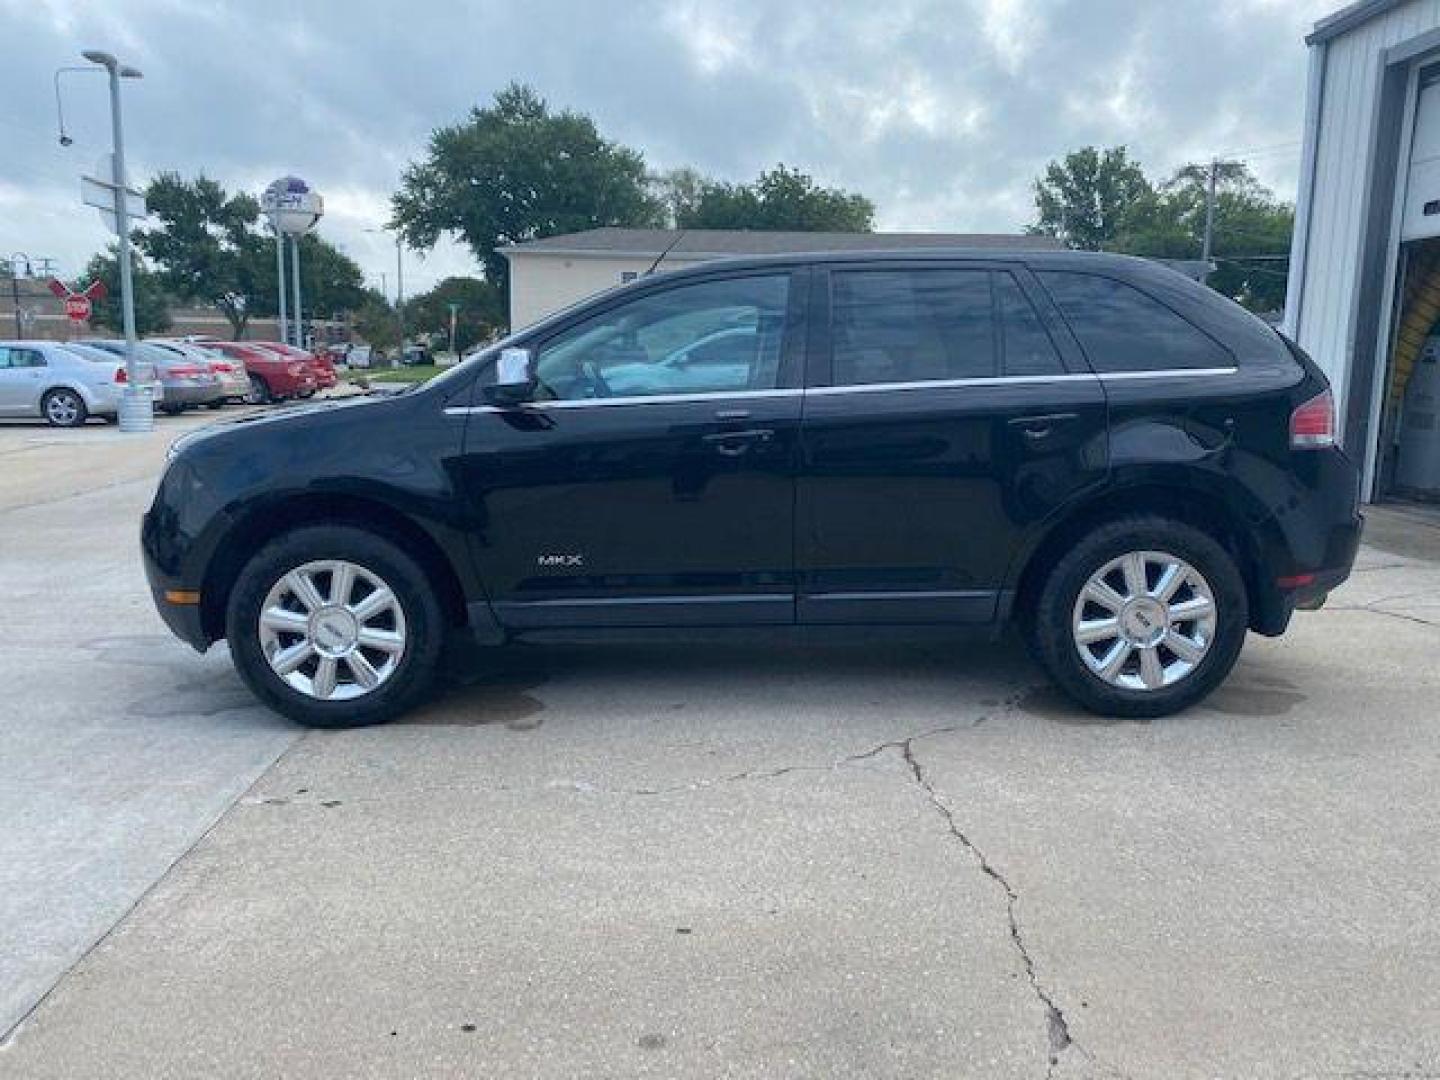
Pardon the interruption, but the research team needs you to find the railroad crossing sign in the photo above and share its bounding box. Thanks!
[48,278,106,324]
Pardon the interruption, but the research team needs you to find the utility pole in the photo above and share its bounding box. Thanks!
[6,254,32,337]
[1201,158,1220,270]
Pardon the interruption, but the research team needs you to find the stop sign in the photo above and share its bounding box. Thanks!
[64,295,92,322]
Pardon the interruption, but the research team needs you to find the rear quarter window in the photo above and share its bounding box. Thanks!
[1037,271,1233,373]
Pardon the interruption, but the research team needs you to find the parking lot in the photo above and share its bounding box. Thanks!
[1,413,1438,1079]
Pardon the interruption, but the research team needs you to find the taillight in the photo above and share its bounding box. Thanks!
[1290,388,1335,449]
[168,364,203,377]
[114,366,127,384]
[211,361,233,373]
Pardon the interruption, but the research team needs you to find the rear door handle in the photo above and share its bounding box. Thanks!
[1009,412,1079,440]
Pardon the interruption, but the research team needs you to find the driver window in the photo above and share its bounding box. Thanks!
[533,275,790,401]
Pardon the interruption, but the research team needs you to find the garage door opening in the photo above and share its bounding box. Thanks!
[1377,236,1440,502]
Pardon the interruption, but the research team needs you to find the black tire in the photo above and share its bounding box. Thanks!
[246,374,272,405]
[160,404,184,416]
[206,400,225,410]
[225,525,444,727]
[41,388,87,427]
[1031,516,1249,718]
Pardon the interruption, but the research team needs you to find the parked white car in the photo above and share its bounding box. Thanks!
[0,340,159,427]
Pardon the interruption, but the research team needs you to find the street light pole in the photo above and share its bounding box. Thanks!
[83,49,149,432]
[395,236,405,362]
[365,227,405,363]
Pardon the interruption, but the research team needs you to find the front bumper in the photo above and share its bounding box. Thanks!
[142,530,210,652]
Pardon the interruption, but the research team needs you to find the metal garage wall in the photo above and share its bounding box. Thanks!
[1293,1,1440,454]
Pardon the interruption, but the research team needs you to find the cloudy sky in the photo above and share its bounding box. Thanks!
[2,0,1336,297]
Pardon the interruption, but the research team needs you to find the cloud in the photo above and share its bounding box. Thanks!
[0,0,1335,289]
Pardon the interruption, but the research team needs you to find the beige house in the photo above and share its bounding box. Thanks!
[498,228,1062,330]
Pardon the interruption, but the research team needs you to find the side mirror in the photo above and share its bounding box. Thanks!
[482,347,535,406]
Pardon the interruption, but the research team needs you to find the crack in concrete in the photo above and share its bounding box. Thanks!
[897,736,1078,1078]
[1326,603,1440,630]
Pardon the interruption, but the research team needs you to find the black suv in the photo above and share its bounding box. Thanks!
[143,251,1362,726]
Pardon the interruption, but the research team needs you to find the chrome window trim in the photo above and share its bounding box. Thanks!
[444,387,802,415]
[442,367,1239,415]
[1097,366,1239,382]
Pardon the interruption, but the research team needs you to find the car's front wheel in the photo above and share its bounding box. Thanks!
[246,375,271,405]
[1032,516,1249,718]
[225,526,444,727]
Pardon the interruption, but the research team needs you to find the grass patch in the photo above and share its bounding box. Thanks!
[361,364,446,384]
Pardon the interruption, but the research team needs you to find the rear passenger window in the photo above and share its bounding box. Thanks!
[1038,271,1232,373]
[831,269,995,385]
[996,273,1064,376]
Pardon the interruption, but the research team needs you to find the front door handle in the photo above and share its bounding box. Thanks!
[702,428,774,456]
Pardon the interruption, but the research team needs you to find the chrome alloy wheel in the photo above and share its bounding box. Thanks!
[1071,550,1217,692]
[45,391,81,425]
[257,559,407,701]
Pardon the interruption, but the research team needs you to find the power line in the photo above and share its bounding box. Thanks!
[1208,139,1303,162]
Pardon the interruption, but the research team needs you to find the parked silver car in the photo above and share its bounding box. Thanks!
[0,340,160,427]
[148,339,248,403]
[79,339,224,413]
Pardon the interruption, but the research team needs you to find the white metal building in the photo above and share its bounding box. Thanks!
[1291,0,1440,501]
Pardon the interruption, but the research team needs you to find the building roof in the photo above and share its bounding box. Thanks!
[499,227,1064,260]
[1308,0,1406,45]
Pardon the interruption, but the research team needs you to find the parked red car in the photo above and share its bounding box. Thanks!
[254,341,338,390]
[204,341,317,403]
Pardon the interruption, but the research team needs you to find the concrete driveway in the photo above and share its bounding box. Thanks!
[1,414,1438,1078]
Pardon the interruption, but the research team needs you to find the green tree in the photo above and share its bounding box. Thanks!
[403,276,504,352]
[649,166,712,229]
[1030,146,1153,251]
[1119,163,1294,312]
[352,291,399,351]
[135,172,372,338]
[134,172,268,337]
[77,249,171,336]
[292,233,369,324]
[679,164,874,231]
[393,84,662,296]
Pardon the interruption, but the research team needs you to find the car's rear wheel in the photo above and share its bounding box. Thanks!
[42,388,87,427]
[206,400,225,410]
[1032,516,1248,718]
[246,375,271,405]
[225,526,443,727]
